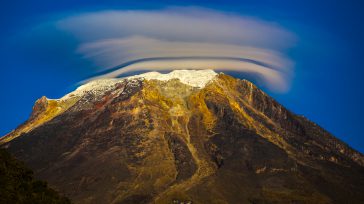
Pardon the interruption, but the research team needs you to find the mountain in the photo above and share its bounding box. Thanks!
[1,70,364,204]
[0,148,71,203]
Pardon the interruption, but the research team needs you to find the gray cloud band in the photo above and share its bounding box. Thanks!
[57,8,295,92]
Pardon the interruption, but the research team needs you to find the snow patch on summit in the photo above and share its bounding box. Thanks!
[60,69,217,100]
[128,69,217,88]
[60,78,120,101]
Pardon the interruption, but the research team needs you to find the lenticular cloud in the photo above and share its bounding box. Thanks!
[57,7,296,92]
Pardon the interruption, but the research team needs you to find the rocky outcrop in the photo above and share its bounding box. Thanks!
[30,96,49,120]
[1,70,364,204]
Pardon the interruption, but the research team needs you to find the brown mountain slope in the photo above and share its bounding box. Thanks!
[1,71,364,203]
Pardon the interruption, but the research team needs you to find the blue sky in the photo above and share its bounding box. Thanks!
[1,0,364,153]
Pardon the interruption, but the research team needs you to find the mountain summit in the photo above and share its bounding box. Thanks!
[1,70,364,203]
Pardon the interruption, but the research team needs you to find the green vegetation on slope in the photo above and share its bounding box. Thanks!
[0,148,71,204]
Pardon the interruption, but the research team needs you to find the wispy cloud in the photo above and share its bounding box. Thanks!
[57,7,296,92]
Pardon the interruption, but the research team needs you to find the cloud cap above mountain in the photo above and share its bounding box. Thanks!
[57,7,296,92]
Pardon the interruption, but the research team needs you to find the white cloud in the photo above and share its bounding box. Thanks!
[57,7,296,92]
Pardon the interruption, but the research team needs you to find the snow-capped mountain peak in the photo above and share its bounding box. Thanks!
[127,69,217,88]
[60,69,218,100]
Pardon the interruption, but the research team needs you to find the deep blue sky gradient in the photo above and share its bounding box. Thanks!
[0,0,364,152]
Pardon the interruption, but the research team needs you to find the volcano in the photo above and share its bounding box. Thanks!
[1,70,364,203]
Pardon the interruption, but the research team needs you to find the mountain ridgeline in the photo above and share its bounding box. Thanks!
[1,70,364,204]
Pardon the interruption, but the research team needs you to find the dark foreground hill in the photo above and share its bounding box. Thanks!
[1,70,364,203]
[0,148,70,203]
